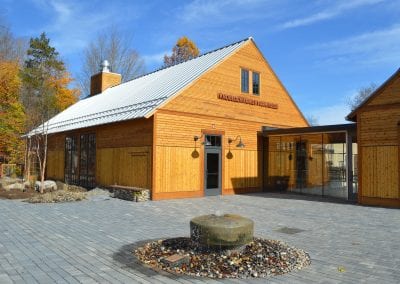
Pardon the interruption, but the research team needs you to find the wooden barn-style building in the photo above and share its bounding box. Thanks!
[347,69,400,208]
[33,37,308,200]
[30,37,399,207]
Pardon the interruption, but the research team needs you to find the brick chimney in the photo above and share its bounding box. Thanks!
[90,60,122,96]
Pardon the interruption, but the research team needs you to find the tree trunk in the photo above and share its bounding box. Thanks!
[25,137,31,186]
[40,133,48,194]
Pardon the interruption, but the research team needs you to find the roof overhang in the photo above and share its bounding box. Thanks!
[261,123,356,137]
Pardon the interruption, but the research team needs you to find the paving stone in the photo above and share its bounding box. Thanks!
[0,193,399,283]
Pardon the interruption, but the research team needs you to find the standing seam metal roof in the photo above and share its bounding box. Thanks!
[29,37,251,136]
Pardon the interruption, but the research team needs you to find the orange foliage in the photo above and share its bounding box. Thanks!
[46,72,79,112]
[0,60,25,163]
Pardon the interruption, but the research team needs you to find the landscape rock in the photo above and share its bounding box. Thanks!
[0,177,22,189]
[4,182,24,191]
[35,180,57,192]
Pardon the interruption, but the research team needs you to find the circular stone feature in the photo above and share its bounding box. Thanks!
[190,214,254,249]
[134,237,311,279]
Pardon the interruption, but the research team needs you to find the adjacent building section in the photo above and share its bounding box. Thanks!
[262,124,357,201]
[347,68,400,208]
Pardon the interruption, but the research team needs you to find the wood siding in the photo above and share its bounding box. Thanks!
[361,146,398,198]
[356,72,400,207]
[152,41,307,198]
[368,74,400,106]
[46,117,153,189]
[159,41,308,128]
[97,146,151,188]
[47,134,65,180]
[359,109,400,146]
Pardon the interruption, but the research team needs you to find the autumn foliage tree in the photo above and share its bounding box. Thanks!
[163,36,200,67]
[0,60,25,165]
[21,32,79,191]
[0,25,25,169]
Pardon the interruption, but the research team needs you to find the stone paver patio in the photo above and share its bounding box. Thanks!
[0,193,399,283]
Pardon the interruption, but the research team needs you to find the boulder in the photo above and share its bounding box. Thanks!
[35,180,57,192]
[0,177,22,189]
[190,214,254,250]
[4,182,24,191]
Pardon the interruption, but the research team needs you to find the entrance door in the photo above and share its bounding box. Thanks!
[204,135,222,196]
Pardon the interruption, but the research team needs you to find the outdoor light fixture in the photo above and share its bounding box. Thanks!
[193,135,203,142]
[228,136,245,148]
[194,134,211,146]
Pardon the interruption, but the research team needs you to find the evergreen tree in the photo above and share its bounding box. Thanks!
[20,32,79,191]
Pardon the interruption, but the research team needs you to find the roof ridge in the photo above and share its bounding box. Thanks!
[28,37,254,135]
[114,37,252,86]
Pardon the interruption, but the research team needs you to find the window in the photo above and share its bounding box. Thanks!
[79,134,96,188]
[241,69,249,93]
[65,136,78,185]
[252,72,260,95]
[64,133,96,188]
[205,135,221,147]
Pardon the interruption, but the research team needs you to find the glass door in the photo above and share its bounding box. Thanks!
[204,135,222,196]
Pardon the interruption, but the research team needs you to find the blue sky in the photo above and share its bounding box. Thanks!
[2,0,399,124]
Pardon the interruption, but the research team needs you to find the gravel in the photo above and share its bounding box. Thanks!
[26,190,86,203]
[134,237,311,279]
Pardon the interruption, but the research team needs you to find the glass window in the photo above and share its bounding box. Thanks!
[252,72,260,95]
[205,135,221,147]
[79,133,96,188]
[64,134,96,188]
[65,136,78,185]
[323,132,347,199]
[241,69,249,93]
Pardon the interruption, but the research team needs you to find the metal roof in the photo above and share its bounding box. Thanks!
[29,37,251,136]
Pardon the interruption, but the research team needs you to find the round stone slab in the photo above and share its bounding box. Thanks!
[190,214,254,249]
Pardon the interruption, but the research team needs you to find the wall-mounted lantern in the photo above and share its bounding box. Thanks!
[228,135,245,148]
[194,134,212,146]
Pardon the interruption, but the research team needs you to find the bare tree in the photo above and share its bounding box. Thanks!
[79,27,145,97]
[306,114,319,126]
[348,83,377,111]
[0,24,26,63]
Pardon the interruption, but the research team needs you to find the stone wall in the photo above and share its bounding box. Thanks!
[110,186,150,202]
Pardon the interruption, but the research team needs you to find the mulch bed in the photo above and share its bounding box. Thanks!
[134,237,311,279]
[0,187,37,199]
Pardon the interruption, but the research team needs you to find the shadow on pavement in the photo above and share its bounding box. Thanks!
[242,192,357,205]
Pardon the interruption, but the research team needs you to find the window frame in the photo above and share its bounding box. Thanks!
[64,133,96,188]
[252,71,260,95]
[241,68,249,93]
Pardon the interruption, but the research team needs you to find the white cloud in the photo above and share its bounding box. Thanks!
[310,24,400,67]
[278,0,384,30]
[179,0,277,25]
